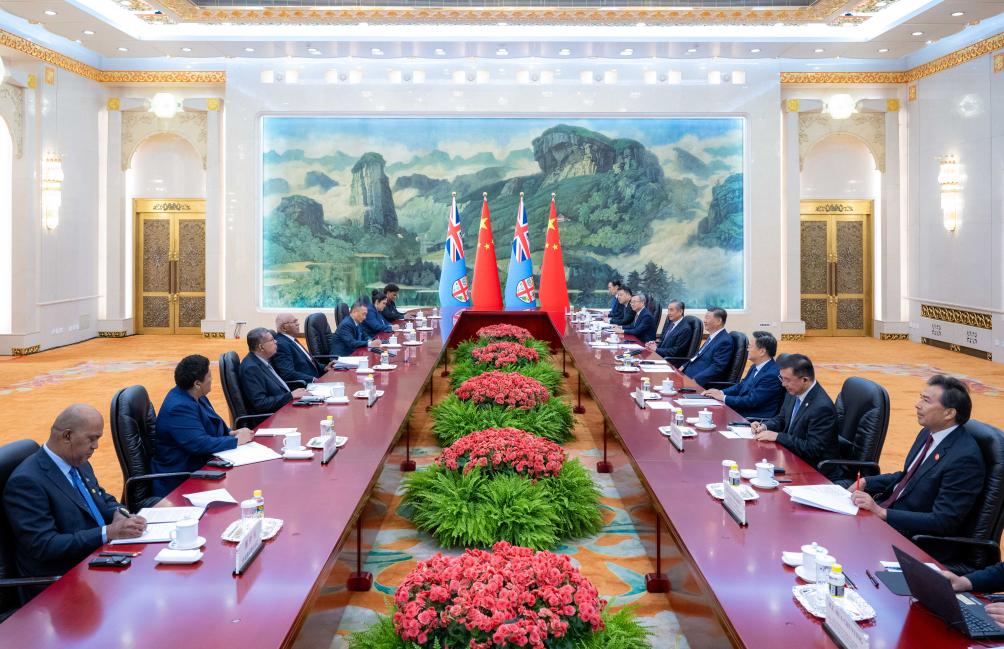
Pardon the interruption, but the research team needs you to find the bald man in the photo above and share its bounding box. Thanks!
[272,313,335,384]
[4,405,146,588]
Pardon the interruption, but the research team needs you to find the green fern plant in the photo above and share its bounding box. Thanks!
[430,395,574,446]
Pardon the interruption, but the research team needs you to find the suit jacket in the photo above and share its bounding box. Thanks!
[272,332,322,384]
[622,308,657,343]
[330,316,371,357]
[761,383,840,478]
[683,330,735,387]
[865,425,984,537]
[361,307,393,338]
[4,448,119,578]
[383,299,404,322]
[607,297,625,322]
[239,353,293,415]
[722,358,785,420]
[151,386,236,496]
[654,317,696,360]
[609,301,633,326]
[965,561,1004,593]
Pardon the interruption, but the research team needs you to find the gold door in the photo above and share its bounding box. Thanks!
[800,201,872,336]
[135,199,206,334]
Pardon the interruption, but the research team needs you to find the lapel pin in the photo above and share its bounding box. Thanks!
[934,453,940,461]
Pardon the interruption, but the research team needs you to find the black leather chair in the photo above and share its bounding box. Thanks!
[0,440,59,620]
[704,331,748,390]
[660,315,704,368]
[305,313,337,363]
[218,351,272,429]
[645,296,661,319]
[913,420,1004,573]
[110,386,191,512]
[816,377,890,484]
[333,302,350,324]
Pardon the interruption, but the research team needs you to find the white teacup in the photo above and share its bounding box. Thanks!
[698,409,714,427]
[661,379,675,392]
[391,324,400,332]
[405,331,416,343]
[331,382,346,398]
[801,542,828,577]
[170,518,199,548]
[405,322,414,331]
[283,431,302,451]
[388,335,399,346]
[358,356,369,370]
[755,459,774,482]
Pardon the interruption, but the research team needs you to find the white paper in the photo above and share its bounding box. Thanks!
[588,342,618,349]
[879,560,939,572]
[640,359,669,365]
[213,442,282,467]
[183,488,238,507]
[332,356,366,367]
[640,365,677,373]
[136,506,206,523]
[618,343,645,351]
[674,398,721,407]
[784,485,859,516]
[254,428,297,437]
[109,522,174,544]
[647,401,675,410]
[726,426,755,439]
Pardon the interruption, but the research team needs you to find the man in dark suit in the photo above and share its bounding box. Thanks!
[330,301,381,358]
[382,284,406,321]
[606,279,624,321]
[751,353,839,477]
[616,293,657,343]
[703,331,784,420]
[239,327,307,414]
[944,563,1004,628]
[682,307,734,387]
[608,287,634,326]
[646,299,694,363]
[851,375,984,541]
[272,313,335,384]
[3,405,147,587]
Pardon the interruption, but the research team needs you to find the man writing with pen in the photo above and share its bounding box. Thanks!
[4,404,147,599]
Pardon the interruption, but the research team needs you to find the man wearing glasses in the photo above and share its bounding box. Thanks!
[272,313,336,384]
[239,327,308,415]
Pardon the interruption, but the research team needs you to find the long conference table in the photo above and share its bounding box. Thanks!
[0,309,981,648]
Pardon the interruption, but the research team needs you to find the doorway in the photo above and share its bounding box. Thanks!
[134,199,206,334]
[799,200,872,336]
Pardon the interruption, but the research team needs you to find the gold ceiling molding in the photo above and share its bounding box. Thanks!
[781,30,1004,85]
[0,29,225,85]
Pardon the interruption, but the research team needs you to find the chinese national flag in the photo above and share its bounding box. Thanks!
[538,194,570,312]
[471,193,504,309]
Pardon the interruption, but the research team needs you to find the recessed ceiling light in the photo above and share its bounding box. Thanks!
[496,47,509,56]
[952,11,964,17]
[878,48,889,53]
[750,48,761,53]
[182,47,191,52]
[245,47,255,52]
[434,48,446,55]
[371,48,383,55]
[83,30,94,35]
[687,48,697,53]
[559,48,571,56]
[620,48,633,56]
[912,31,924,36]
[118,47,128,52]
[44,10,56,16]
[308,48,320,55]
[814,48,824,53]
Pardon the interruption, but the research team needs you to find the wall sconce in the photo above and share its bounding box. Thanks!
[41,153,63,231]
[149,92,180,119]
[938,155,961,232]
[825,93,857,119]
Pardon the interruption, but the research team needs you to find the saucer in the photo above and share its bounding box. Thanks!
[325,396,350,405]
[155,548,203,564]
[630,390,662,401]
[614,365,640,373]
[415,326,434,332]
[281,445,307,452]
[750,477,780,489]
[355,368,374,374]
[307,435,348,449]
[282,449,313,460]
[655,388,678,396]
[781,551,803,567]
[693,421,717,431]
[794,565,818,583]
[353,389,385,398]
[403,341,423,346]
[373,364,397,371]
[382,344,402,349]
[168,536,206,551]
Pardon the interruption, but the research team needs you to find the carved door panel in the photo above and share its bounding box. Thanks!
[135,199,206,334]
[800,201,872,337]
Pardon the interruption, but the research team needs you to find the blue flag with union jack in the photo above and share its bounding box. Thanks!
[438,193,471,308]
[504,194,536,310]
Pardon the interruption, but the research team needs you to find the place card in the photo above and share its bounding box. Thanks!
[823,593,870,649]
[721,481,748,526]
[667,422,684,452]
[234,518,263,575]
[634,388,646,410]
[321,432,338,465]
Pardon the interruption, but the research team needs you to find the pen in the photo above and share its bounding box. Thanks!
[866,569,880,588]
[776,478,793,483]
[844,572,858,589]
[856,470,861,491]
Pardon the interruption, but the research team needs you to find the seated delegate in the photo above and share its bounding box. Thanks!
[362,290,394,337]
[646,299,694,363]
[702,330,784,420]
[681,307,734,386]
[239,327,307,414]
[330,302,382,358]
[271,312,335,384]
[616,293,657,343]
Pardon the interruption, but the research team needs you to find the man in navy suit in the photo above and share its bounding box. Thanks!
[608,287,634,326]
[752,353,839,477]
[944,563,1004,628]
[646,300,695,363]
[272,313,335,384]
[616,293,658,343]
[4,405,147,585]
[682,307,734,387]
[851,375,984,542]
[239,327,308,414]
[703,331,784,420]
[152,355,254,496]
[331,302,381,358]
[606,280,624,322]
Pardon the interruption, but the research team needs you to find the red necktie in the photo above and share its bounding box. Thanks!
[879,433,934,508]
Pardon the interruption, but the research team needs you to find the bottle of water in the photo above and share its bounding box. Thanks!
[828,564,846,598]
[253,489,264,519]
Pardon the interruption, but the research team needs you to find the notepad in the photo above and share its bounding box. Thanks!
[719,426,755,440]
[640,365,676,373]
[333,356,366,367]
[254,428,298,437]
[783,485,859,516]
[213,442,282,467]
[136,506,206,524]
[618,344,645,351]
[109,522,174,544]
[183,488,238,507]
[674,398,721,407]
[646,401,675,410]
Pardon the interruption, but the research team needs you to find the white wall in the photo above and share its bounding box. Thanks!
[801,134,881,200]
[0,115,11,334]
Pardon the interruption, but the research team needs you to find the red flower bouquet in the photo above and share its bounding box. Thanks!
[440,428,566,479]
[476,324,533,342]
[454,371,549,410]
[393,542,606,649]
[470,341,540,368]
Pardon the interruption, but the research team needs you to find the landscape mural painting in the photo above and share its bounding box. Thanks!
[261,116,745,310]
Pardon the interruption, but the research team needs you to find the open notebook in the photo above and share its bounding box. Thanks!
[783,484,859,516]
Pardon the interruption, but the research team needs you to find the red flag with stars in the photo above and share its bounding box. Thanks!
[471,193,504,309]
[537,194,570,312]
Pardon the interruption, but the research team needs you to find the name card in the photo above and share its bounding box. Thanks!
[721,481,748,527]
[366,388,380,408]
[668,423,684,452]
[234,518,263,575]
[321,434,338,465]
[634,389,646,410]
[824,594,869,649]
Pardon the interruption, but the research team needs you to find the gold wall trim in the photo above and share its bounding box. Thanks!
[780,333,805,341]
[202,331,226,339]
[994,53,1004,74]
[0,29,225,85]
[780,71,908,85]
[879,333,909,340]
[800,200,873,215]
[98,331,128,338]
[10,344,40,356]
[921,337,992,362]
[920,304,992,330]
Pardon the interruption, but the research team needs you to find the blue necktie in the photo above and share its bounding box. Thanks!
[69,467,105,527]
[788,397,801,431]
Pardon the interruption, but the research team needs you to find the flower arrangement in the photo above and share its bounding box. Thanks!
[454,371,550,410]
[439,428,565,478]
[450,337,562,396]
[476,324,533,342]
[470,341,540,368]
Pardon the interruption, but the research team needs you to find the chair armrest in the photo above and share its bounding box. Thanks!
[284,380,307,390]
[704,381,736,390]
[816,459,881,474]
[912,534,1003,553]
[124,472,192,511]
[235,413,272,429]
[0,576,60,589]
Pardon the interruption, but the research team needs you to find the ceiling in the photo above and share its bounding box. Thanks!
[0,0,1000,62]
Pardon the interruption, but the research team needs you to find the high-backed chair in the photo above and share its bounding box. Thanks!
[218,351,272,429]
[305,313,337,363]
[334,302,350,324]
[816,377,890,484]
[704,331,748,389]
[110,386,191,512]
[660,315,703,368]
[913,420,1004,573]
[0,440,59,619]
[645,296,661,319]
